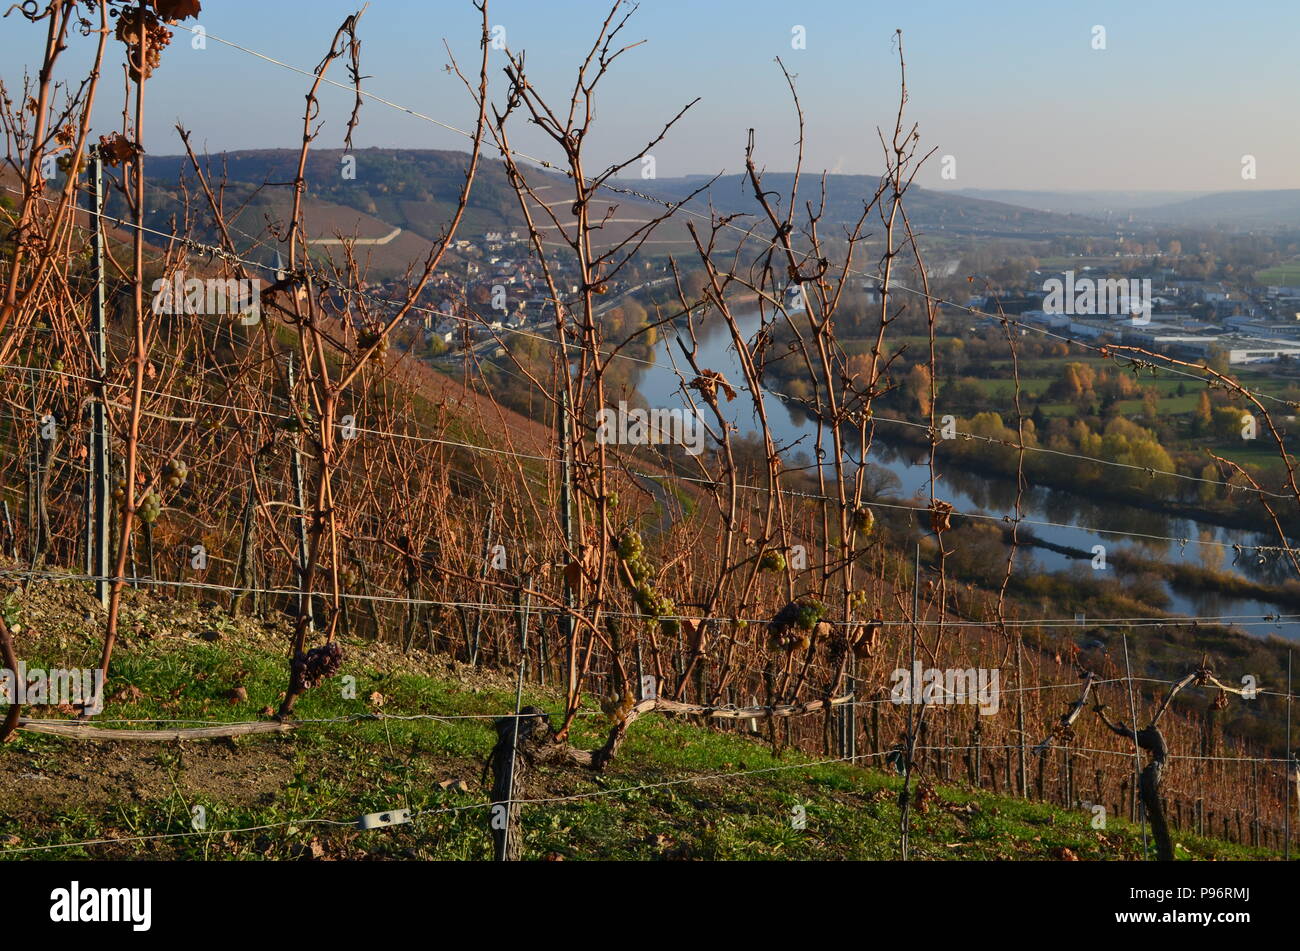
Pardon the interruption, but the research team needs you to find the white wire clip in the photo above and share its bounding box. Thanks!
[357,808,412,830]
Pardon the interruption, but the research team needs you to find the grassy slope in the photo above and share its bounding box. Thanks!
[0,578,1271,861]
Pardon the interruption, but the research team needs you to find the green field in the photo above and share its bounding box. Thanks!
[1112,394,1200,416]
[1254,263,1300,286]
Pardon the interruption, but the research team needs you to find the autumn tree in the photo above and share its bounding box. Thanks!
[904,363,933,416]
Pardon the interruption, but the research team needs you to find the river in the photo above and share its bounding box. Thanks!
[633,309,1300,641]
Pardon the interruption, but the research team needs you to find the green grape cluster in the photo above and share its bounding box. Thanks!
[632,583,656,612]
[138,490,162,524]
[55,152,84,179]
[617,529,678,636]
[758,549,785,573]
[794,600,826,631]
[162,459,188,491]
[851,505,875,535]
[278,410,315,433]
[600,687,636,725]
[112,478,162,523]
[617,529,644,564]
[358,327,390,363]
[767,598,827,652]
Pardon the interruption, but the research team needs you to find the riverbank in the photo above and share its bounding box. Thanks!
[1006,526,1300,612]
[856,408,1297,540]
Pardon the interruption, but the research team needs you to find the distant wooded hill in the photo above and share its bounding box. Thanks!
[957,187,1300,230]
[132,148,1120,278]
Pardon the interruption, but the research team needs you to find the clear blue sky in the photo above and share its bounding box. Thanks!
[3,0,1297,191]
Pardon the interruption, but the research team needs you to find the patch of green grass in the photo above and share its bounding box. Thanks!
[0,590,1277,861]
[664,479,697,519]
[1212,443,1286,465]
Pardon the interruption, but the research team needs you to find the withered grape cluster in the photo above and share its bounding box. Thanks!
[112,6,172,82]
[292,641,344,690]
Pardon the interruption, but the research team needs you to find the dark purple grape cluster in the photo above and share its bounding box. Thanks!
[292,641,344,689]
